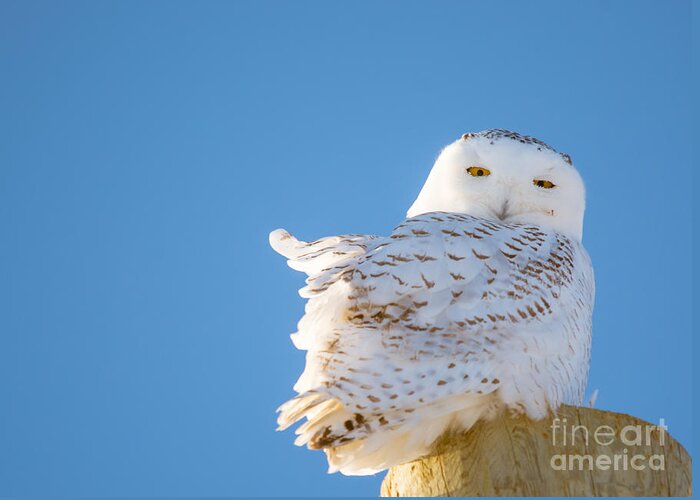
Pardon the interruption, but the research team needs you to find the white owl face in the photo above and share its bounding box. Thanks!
[407,130,586,240]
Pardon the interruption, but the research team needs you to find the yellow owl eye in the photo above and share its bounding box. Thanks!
[533,179,556,189]
[466,166,491,177]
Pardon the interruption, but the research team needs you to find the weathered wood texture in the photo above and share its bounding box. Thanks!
[381,405,691,497]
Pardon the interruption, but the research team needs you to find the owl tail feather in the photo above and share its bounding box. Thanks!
[326,395,499,475]
[276,392,336,431]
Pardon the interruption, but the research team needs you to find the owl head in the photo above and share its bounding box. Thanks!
[407,129,586,240]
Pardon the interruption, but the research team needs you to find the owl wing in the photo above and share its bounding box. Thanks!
[271,212,593,467]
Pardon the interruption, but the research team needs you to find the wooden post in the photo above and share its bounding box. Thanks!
[380,405,691,497]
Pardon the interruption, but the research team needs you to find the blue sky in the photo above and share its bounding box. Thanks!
[0,0,692,497]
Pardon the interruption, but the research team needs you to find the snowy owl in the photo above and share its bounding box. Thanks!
[270,129,594,476]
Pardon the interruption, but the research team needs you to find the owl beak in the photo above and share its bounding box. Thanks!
[495,199,510,221]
